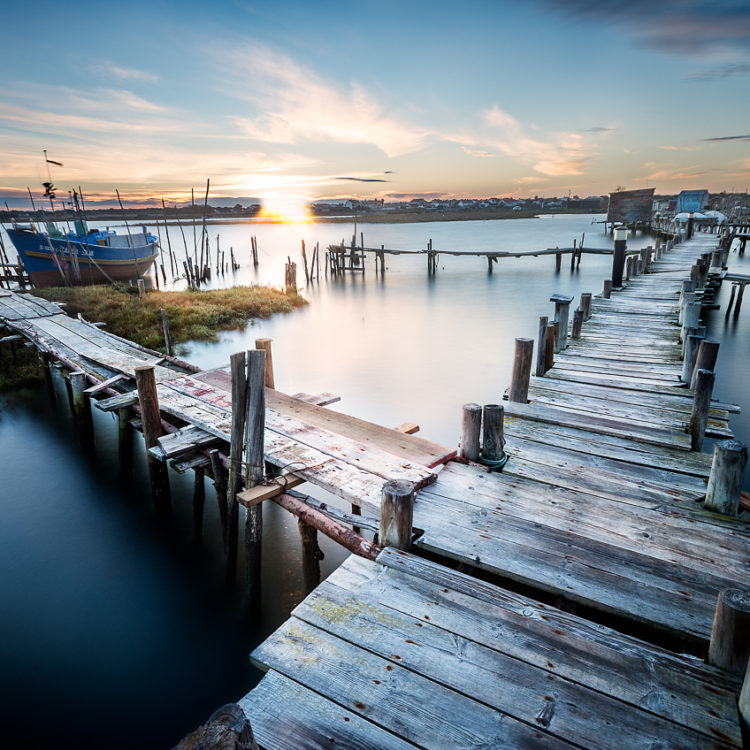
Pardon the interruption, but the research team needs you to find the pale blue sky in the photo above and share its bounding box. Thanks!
[1,1,749,208]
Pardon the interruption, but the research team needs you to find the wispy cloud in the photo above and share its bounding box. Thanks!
[659,144,701,151]
[690,63,750,80]
[644,165,707,181]
[462,146,495,157]
[704,134,750,141]
[585,126,614,133]
[220,46,433,157]
[101,63,159,83]
[336,176,390,183]
[536,1,750,57]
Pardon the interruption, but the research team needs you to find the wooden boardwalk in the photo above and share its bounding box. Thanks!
[2,233,749,748]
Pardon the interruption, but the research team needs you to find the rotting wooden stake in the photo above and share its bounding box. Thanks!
[298,518,324,593]
[226,352,248,585]
[508,338,533,403]
[580,292,592,321]
[160,308,172,357]
[602,279,612,299]
[135,365,171,515]
[689,369,714,451]
[681,334,704,384]
[459,403,482,462]
[690,340,719,390]
[380,479,415,551]
[536,316,548,376]
[481,404,505,464]
[254,338,274,389]
[545,323,556,372]
[705,440,748,516]
[571,308,583,339]
[708,589,750,674]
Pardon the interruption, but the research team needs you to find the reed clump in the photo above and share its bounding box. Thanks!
[32,284,307,352]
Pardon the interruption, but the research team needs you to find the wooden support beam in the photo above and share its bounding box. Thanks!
[380,479,415,551]
[508,338,533,403]
[394,422,419,435]
[708,589,750,674]
[705,440,748,516]
[459,403,481,462]
[135,365,171,515]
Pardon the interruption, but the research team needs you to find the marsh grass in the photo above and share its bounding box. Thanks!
[32,284,307,353]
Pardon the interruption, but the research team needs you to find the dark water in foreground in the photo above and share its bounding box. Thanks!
[0,215,748,748]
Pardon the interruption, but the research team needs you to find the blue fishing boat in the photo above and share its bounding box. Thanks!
[5,219,158,288]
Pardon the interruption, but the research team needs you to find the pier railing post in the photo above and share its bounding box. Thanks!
[580,292,592,321]
[708,589,750,674]
[244,349,266,611]
[380,479,415,551]
[571,308,583,339]
[254,338,275,389]
[135,365,171,515]
[704,440,748,516]
[459,403,482,462]
[481,404,505,467]
[690,341,719,390]
[550,294,574,350]
[689,369,715,451]
[509,338,533,403]
[536,316,548,376]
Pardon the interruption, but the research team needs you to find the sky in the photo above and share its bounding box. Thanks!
[1,0,749,210]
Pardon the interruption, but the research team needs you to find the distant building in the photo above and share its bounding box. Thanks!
[675,190,708,214]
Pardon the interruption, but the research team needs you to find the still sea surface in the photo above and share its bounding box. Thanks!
[1,214,748,747]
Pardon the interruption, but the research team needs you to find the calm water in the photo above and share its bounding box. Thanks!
[1,215,748,748]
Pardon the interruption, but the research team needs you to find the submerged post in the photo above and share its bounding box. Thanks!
[380,479,415,550]
[704,440,748,516]
[508,338,533,403]
[708,589,750,674]
[135,365,171,515]
[459,403,482,462]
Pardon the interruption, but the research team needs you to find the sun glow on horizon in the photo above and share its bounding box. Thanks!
[258,194,312,223]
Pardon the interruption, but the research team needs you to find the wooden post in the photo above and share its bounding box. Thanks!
[298,518,323,593]
[682,293,700,330]
[552,321,560,354]
[571,308,583,339]
[705,440,748,516]
[459,403,482,462]
[69,371,94,449]
[193,467,205,546]
[580,292,592,321]
[690,340,719,390]
[160,308,172,357]
[118,406,133,477]
[535,316,548,376]
[555,252,561,272]
[244,348,266,611]
[550,294,574,350]
[689,369,715,451]
[380,479,415,551]
[135,365,171,514]
[481,404,505,463]
[137,278,145,299]
[708,589,750,674]
[681,333,704,384]
[602,279,612,299]
[254,338,274,389]
[210,448,228,543]
[545,323,556,372]
[226,352,248,584]
[508,338,533,403]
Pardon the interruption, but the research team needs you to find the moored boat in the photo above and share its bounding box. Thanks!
[4,220,158,288]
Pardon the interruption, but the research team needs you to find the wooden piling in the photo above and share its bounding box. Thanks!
[301,240,310,284]
[535,316,549,376]
[508,338,533,403]
[571,308,583,339]
[545,323,556,372]
[580,292,592,321]
[118,406,133,477]
[193,466,205,546]
[689,369,715,451]
[555,252,561,272]
[244,349,266,611]
[135,365,171,514]
[298,518,323,593]
[704,440,748,516]
[459,403,482,462]
[210,448,228,543]
[690,340,720,390]
[708,589,750,674]
[481,404,505,463]
[254,338,275,389]
[681,334,704,384]
[602,279,612,299]
[380,479,415,551]
[160,308,172,357]
[69,371,94,449]
[226,352,248,584]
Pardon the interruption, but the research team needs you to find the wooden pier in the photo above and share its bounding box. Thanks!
[2,232,750,748]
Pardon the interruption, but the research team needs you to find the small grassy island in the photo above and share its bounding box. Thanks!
[0,284,306,390]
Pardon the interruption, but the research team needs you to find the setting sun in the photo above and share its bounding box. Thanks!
[258,195,311,223]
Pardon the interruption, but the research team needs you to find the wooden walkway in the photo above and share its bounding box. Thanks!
[2,234,749,748]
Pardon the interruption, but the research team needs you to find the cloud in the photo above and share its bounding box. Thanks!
[101,64,159,83]
[704,134,750,141]
[336,176,390,182]
[461,146,495,157]
[585,126,614,133]
[220,46,433,157]
[535,1,750,57]
[690,63,750,80]
[659,145,701,151]
[644,166,707,181]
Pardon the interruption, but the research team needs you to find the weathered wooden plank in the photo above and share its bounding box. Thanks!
[239,671,420,750]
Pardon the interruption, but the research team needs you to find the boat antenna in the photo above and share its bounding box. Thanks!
[115,188,141,277]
